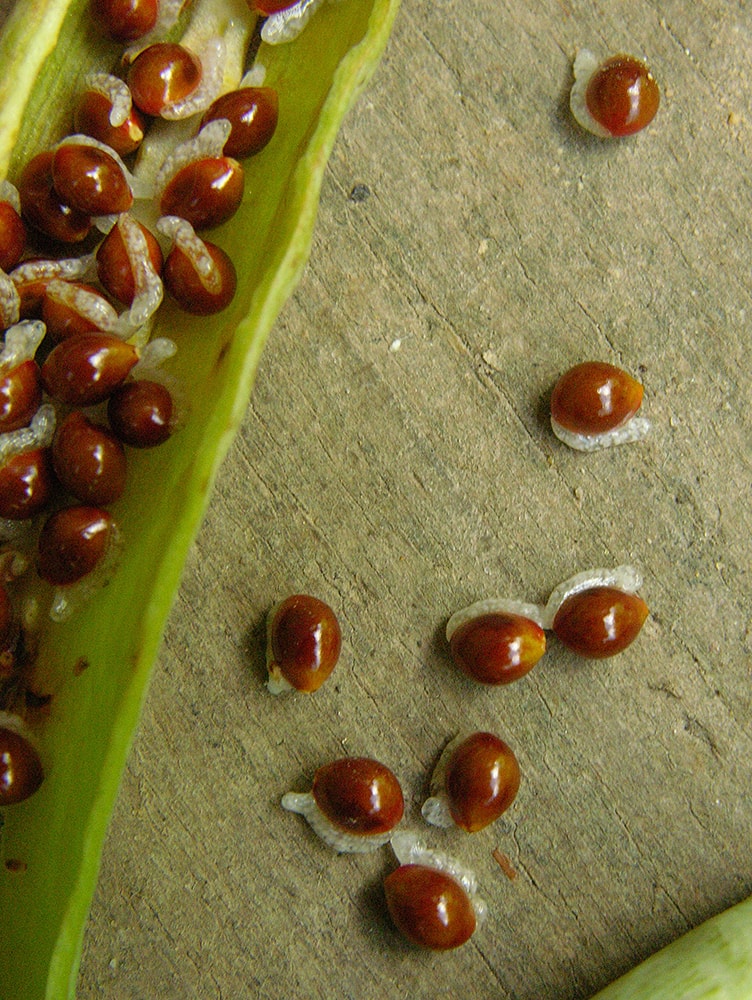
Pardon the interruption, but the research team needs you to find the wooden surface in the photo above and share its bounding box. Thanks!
[19,0,752,997]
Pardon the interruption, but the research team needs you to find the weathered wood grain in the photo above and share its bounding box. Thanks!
[70,0,752,997]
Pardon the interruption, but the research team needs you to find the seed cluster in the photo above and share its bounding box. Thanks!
[0,0,299,803]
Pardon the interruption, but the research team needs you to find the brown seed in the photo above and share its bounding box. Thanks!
[159,156,244,231]
[552,586,649,658]
[41,333,138,405]
[41,282,113,341]
[200,87,279,160]
[91,0,159,42]
[0,724,44,806]
[585,54,660,137]
[551,361,644,436]
[312,758,404,835]
[52,142,133,216]
[162,240,237,315]
[52,411,127,505]
[449,611,546,685]
[17,151,92,244]
[0,359,42,433]
[384,865,476,950]
[73,89,146,157]
[0,200,27,272]
[96,218,163,306]
[0,448,55,520]
[107,379,174,447]
[127,43,203,117]
[267,594,341,692]
[37,505,115,585]
[444,732,520,833]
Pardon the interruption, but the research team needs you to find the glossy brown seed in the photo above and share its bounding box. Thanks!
[74,89,146,157]
[127,43,202,117]
[0,725,44,806]
[449,611,545,685]
[37,505,115,585]
[52,143,133,216]
[17,151,91,244]
[0,359,42,433]
[159,156,244,231]
[444,732,520,832]
[91,0,159,41]
[268,594,341,692]
[52,411,127,505]
[312,757,404,835]
[384,864,476,950]
[551,362,644,436]
[0,448,55,520]
[107,379,174,447]
[96,219,163,306]
[41,333,138,405]
[552,586,649,658]
[163,240,237,315]
[586,55,659,137]
[200,87,279,159]
[0,201,27,272]
[41,282,112,341]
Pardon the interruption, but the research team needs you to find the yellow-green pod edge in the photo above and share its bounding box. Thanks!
[0,1,400,997]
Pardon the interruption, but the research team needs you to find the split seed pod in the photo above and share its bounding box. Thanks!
[266,593,341,693]
[422,731,521,832]
[550,361,650,451]
[446,598,546,684]
[281,756,404,852]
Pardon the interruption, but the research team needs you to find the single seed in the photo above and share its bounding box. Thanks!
[41,282,115,341]
[552,586,649,658]
[52,142,133,216]
[384,865,477,950]
[0,724,44,806]
[74,89,146,157]
[449,611,546,685]
[0,448,55,520]
[159,156,244,231]
[442,732,520,833]
[52,411,127,506]
[37,505,115,586]
[96,217,163,306]
[127,43,203,117]
[586,54,659,137]
[91,0,159,42]
[313,757,404,834]
[551,361,644,436]
[267,594,341,693]
[0,200,27,272]
[17,151,91,244]
[107,379,175,447]
[200,87,279,160]
[41,333,138,406]
[163,238,237,315]
[0,359,42,433]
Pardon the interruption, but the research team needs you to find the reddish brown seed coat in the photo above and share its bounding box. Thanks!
[74,90,146,157]
[127,43,202,117]
[96,219,163,305]
[18,151,91,244]
[91,0,159,41]
[159,157,244,231]
[52,411,127,505]
[551,362,644,436]
[200,87,279,159]
[37,505,115,585]
[41,333,138,406]
[552,586,649,658]
[449,611,545,685]
[41,282,112,341]
[0,201,27,272]
[163,241,237,315]
[52,143,133,216]
[249,0,300,13]
[312,757,404,835]
[107,379,174,447]
[269,594,341,692]
[384,865,476,950]
[444,732,520,832]
[0,726,44,805]
[0,360,42,433]
[585,55,660,137]
[0,448,55,520]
